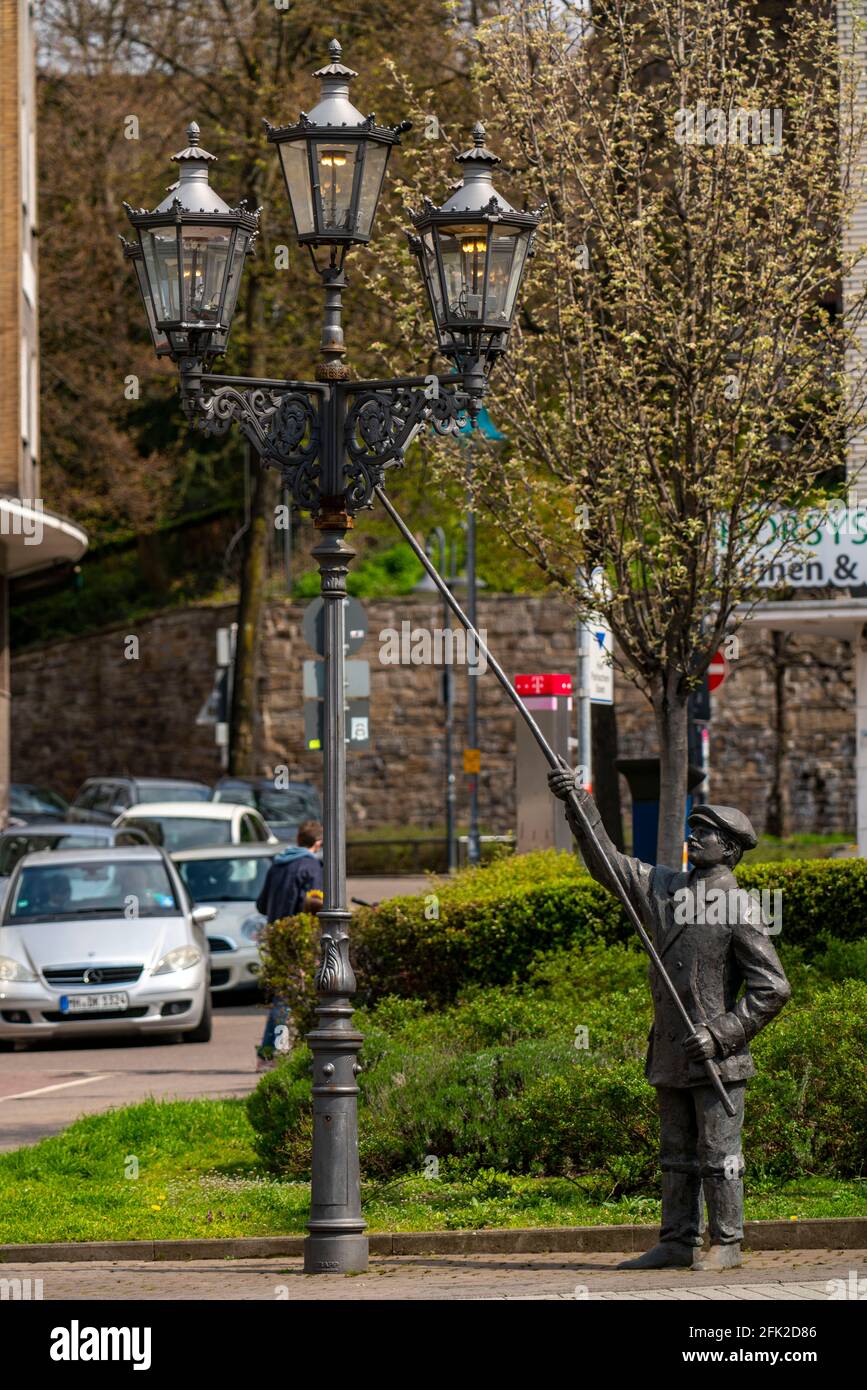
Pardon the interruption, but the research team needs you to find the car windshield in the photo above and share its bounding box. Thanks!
[10,786,68,814]
[124,817,233,851]
[137,782,211,803]
[6,860,179,923]
[178,856,271,903]
[0,834,115,878]
[218,784,320,822]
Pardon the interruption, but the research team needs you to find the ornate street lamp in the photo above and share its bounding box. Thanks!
[121,38,539,1280]
[123,123,259,360]
[267,38,406,261]
[266,38,409,378]
[408,122,540,383]
[119,238,172,357]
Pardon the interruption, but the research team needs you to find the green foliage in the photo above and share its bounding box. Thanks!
[736,861,867,946]
[747,980,867,1181]
[352,850,622,1007]
[252,851,867,1189]
[345,853,867,1009]
[247,963,867,1186]
[260,853,867,1026]
[292,542,424,601]
[257,914,320,1039]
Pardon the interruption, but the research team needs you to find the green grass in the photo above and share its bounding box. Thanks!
[0,1099,864,1245]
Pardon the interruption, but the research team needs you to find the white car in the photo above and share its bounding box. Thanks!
[172,844,279,993]
[114,801,277,852]
[0,846,216,1046]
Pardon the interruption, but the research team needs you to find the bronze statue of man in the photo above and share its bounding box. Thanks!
[548,770,791,1271]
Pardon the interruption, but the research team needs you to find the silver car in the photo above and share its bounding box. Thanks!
[172,844,278,993]
[0,846,216,1046]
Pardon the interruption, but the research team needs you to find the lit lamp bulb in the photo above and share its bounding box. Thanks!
[321,149,349,229]
[460,228,487,317]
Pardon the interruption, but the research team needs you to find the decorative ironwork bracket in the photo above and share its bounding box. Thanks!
[178,362,473,519]
[339,376,470,513]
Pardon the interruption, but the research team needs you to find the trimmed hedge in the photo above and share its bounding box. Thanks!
[351,851,621,1007]
[246,973,867,1184]
[346,851,867,1008]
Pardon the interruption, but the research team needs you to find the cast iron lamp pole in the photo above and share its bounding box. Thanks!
[121,38,540,1275]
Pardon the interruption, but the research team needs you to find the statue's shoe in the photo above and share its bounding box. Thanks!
[693,1243,742,1272]
[617,1241,696,1270]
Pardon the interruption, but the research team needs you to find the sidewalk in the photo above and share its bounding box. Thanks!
[4,1248,864,1300]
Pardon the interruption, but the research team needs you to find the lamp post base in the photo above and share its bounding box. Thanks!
[303,1233,369,1275]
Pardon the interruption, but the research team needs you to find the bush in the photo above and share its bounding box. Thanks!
[260,850,867,1024]
[747,979,867,1181]
[736,860,867,947]
[352,850,622,1007]
[257,913,320,1039]
[246,956,867,1186]
[345,851,867,1008]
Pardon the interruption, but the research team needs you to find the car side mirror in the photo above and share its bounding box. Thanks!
[192,905,218,926]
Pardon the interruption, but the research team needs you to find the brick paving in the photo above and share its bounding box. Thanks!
[3,1247,864,1300]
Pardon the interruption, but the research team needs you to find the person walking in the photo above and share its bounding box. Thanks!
[255,818,324,1068]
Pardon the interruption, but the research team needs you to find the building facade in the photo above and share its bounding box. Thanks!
[0,0,88,818]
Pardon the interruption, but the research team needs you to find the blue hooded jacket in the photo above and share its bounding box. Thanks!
[256,845,323,922]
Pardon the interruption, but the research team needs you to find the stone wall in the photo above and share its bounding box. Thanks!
[10,595,857,836]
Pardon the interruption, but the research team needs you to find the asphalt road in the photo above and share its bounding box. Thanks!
[0,995,265,1151]
[0,876,431,1152]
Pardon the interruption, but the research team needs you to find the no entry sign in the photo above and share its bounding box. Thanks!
[708,651,728,693]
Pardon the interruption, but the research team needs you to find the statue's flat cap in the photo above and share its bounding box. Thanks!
[688,804,758,850]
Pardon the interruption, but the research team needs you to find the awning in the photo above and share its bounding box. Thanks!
[737,597,867,639]
[0,498,88,578]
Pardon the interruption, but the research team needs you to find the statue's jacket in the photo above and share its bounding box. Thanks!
[565,798,791,1088]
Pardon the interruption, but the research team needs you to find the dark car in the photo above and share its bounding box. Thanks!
[210,777,322,844]
[0,820,153,884]
[68,777,212,826]
[8,784,70,825]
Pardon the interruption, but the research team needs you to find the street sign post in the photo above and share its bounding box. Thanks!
[304,660,370,700]
[303,600,370,752]
[587,622,614,705]
[305,697,371,752]
[303,596,367,656]
[196,624,237,769]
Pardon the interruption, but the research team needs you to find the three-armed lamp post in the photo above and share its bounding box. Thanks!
[121,38,540,1275]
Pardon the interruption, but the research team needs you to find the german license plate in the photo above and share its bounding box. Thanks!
[60,992,129,1013]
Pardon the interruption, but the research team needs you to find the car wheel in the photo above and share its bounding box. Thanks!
[0,1040,15,1051]
[182,990,212,1043]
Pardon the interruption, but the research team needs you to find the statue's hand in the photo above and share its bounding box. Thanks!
[683,1026,716,1061]
[547,766,589,804]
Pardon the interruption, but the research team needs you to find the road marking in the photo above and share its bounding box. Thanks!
[0,1074,111,1103]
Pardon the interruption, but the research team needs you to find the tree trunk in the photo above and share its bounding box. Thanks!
[652,671,690,869]
[229,455,274,776]
[765,631,788,838]
[228,264,269,776]
[592,702,624,850]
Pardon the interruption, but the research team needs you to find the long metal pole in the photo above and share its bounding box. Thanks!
[576,568,593,792]
[441,551,458,874]
[304,282,368,1275]
[465,464,481,866]
[377,485,736,1117]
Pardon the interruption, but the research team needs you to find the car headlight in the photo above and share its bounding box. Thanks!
[0,955,37,982]
[152,946,202,976]
[240,914,266,943]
